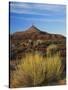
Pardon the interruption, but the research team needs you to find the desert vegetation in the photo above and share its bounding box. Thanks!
[10,25,66,88]
[10,44,65,88]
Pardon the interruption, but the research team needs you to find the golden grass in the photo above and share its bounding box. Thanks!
[45,52,63,82]
[10,52,45,87]
[10,45,63,88]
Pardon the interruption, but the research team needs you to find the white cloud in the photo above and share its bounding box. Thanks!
[10,2,66,15]
[33,4,65,12]
[10,2,66,24]
[10,9,50,16]
[10,2,30,9]
[11,16,65,23]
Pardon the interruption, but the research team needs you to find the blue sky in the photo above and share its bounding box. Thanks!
[10,2,66,36]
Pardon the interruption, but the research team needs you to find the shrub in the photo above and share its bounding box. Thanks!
[46,44,59,57]
[10,44,63,87]
[45,44,63,82]
[45,52,63,82]
[10,52,45,87]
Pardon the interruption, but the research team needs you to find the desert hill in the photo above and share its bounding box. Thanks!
[10,25,66,65]
[10,25,65,41]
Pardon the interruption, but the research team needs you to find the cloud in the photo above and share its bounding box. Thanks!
[33,4,66,12]
[10,2,66,11]
[10,2,66,16]
[10,2,30,9]
[11,15,65,24]
[10,2,66,26]
[10,9,51,16]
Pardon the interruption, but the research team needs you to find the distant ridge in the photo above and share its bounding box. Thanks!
[11,25,65,40]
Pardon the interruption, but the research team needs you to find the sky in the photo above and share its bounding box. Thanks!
[9,2,66,36]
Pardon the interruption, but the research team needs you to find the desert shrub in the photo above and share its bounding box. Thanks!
[10,45,63,87]
[10,52,45,87]
[45,52,63,82]
[43,44,63,82]
[10,70,32,88]
[46,44,59,57]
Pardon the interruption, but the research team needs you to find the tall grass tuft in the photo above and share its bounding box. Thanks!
[46,44,63,81]
[45,52,63,82]
[10,52,45,87]
[10,44,63,87]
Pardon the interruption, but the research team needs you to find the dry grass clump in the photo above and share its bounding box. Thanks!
[45,44,63,82]
[45,52,63,82]
[10,44,63,88]
[10,52,45,87]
